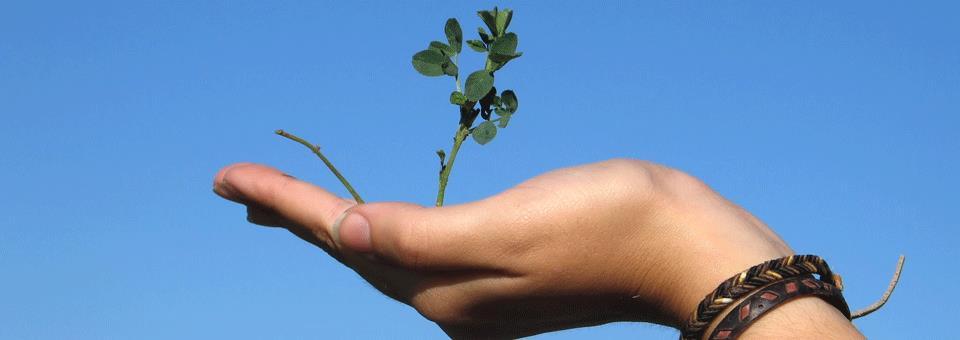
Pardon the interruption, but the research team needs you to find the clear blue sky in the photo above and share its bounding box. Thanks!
[1,1,956,338]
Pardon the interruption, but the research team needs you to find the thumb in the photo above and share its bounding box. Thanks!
[337,201,502,271]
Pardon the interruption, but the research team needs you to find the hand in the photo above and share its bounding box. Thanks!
[213,159,802,338]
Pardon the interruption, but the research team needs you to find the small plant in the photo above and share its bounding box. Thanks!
[276,7,521,207]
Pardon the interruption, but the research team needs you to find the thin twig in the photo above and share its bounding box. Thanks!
[851,255,906,319]
[435,124,469,207]
[275,129,364,204]
[454,54,462,92]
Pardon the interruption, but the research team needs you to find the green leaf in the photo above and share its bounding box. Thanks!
[489,32,518,59]
[488,33,521,65]
[412,49,446,77]
[442,60,458,77]
[466,40,486,52]
[497,114,512,128]
[489,51,523,65]
[445,18,462,53]
[472,121,497,145]
[429,41,456,56]
[436,149,446,166]
[495,8,513,35]
[500,89,517,113]
[478,27,492,44]
[464,70,494,101]
[477,8,499,36]
[449,91,467,105]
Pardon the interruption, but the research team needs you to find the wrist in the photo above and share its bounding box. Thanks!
[618,167,795,327]
[647,210,793,326]
[737,297,863,339]
[618,227,792,328]
[665,249,792,327]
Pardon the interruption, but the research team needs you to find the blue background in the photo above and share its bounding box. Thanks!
[2,1,956,338]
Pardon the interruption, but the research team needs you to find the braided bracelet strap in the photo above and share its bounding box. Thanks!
[707,274,850,339]
[680,255,847,340]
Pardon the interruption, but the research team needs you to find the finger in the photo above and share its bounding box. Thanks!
[214,163,356,250]
[245,204,289,228]
[213,162,251,202]
[338,201,507,271]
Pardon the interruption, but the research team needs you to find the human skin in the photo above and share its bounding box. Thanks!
[213,159,864,339]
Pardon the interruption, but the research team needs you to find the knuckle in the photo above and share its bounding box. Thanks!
[599,158,659,199]
[601,158,712,199]
[659,166,713,196]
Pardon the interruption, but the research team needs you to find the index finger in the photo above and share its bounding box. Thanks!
[214,163,356,250]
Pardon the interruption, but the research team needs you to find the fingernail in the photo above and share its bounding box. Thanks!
[334,212,372,252]
[213,163,245,199]
[214,164,240,187]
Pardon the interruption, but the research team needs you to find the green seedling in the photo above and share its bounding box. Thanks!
[276,7,522,207]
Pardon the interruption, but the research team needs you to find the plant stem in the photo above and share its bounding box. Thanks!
[454,54,462,92]
[851,255,906,318]
[275,129,364,204]
[435,123,470,207]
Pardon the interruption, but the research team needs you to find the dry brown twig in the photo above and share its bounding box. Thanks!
[851,255,906,319]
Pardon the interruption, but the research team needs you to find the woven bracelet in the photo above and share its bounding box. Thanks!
[706,274,850,339]
[680,255,846,340]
